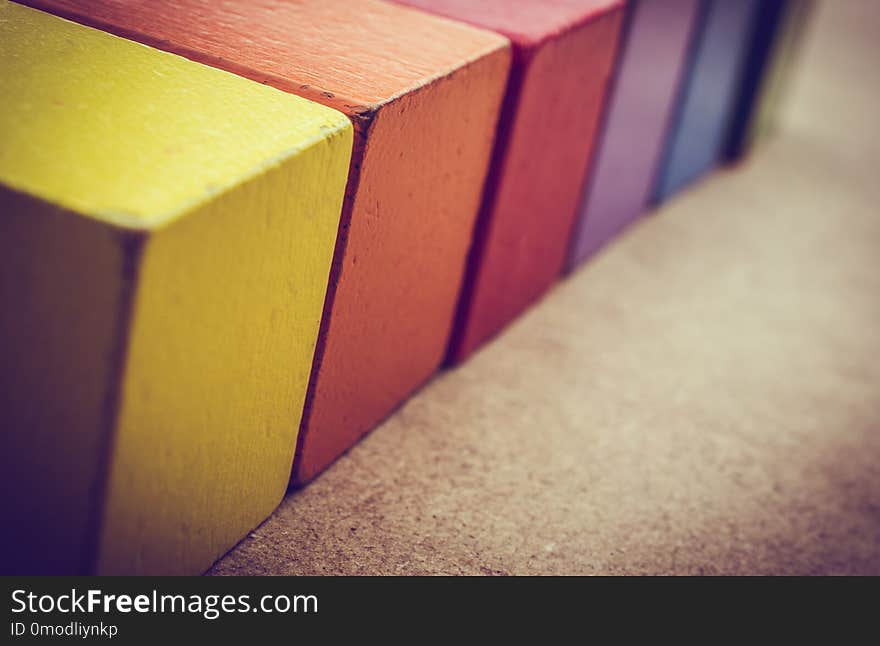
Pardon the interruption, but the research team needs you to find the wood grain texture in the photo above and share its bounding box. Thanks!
[654,0,761,201]
[393,0,625,362]
[23,0,512,485]
[0,1,351,574]
[568,0,701,266]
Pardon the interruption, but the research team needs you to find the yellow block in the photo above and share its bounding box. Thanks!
[0,1,352,575]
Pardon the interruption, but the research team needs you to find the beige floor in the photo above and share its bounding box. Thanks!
[210,0,880,576]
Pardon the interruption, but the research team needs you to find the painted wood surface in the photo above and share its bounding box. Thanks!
[569,0,701,267]
[653,0,761,201]
[728,0,816,158]
[23,0,512,485]
[393,0,625,362]
[723,0,789,160]
[0,1,352,574]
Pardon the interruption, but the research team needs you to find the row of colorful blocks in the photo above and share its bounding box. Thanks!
[0,0,812,574]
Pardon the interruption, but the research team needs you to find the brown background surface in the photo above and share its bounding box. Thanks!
[210,0,880,575]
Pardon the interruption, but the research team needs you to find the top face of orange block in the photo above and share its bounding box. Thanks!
[25,0,509,113]
[394,0,623,48]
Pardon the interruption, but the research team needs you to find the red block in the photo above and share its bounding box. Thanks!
[393,0,626,362]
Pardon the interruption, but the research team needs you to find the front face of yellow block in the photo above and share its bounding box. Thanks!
[0,2,352,574]
[101,140,352,576]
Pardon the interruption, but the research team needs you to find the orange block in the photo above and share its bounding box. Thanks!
[25,0,511,484]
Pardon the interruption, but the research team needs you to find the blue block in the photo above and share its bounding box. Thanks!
[654,0,760,201]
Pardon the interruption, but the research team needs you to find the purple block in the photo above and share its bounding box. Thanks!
[569,0,701,267]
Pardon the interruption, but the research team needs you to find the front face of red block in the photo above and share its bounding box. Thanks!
[449,9,625,362]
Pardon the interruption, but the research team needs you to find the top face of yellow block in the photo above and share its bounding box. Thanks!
[0,1,351,229]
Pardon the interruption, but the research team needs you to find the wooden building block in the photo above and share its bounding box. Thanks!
[569,0,701,267]
[0,1,351,574]
[725,0,816,159]
[654,0,761,201]
[391,0,625,362]
[23,0,512,484]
